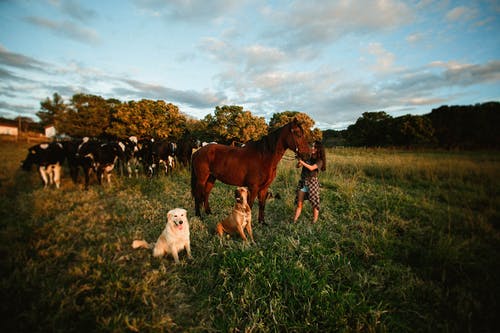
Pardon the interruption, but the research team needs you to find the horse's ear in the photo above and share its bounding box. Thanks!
[291,117,303,130]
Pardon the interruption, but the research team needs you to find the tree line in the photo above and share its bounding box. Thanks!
[35,93,322,144]
[5,93,498,149]
[323,101,500,149]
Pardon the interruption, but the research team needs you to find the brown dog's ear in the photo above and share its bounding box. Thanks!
[234,188,239,198]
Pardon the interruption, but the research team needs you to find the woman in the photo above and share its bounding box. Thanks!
[292,140,327,224]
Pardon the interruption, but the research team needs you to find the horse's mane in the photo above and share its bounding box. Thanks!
[245,122,292,153]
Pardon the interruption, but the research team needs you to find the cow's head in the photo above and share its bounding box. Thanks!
[21,143,50,171]
[21,147,38,171]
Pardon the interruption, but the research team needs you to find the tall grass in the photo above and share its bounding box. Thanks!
[1,142,499,332]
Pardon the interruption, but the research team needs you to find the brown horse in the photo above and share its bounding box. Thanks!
[191,118,310,224]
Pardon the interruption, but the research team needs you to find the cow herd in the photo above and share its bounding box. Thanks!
[21,136,198,189]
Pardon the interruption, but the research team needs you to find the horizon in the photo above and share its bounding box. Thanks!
[1,0,499,130]
[1,99,498,132]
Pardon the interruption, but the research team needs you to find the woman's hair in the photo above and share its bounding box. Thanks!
[313,141,326,171]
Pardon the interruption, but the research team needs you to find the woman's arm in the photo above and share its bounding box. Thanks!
[298,159,318,171]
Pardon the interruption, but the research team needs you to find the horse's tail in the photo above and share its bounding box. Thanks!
[190,152,203,217]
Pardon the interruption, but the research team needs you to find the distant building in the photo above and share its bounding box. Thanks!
[0,120,18,136]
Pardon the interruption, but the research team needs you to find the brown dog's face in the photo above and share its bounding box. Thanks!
[234,187,249,204]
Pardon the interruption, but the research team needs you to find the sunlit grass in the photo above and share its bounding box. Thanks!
[1,142,499,332]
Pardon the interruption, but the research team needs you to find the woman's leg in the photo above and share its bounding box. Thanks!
[293,191,305,223]
[312,206,319,223]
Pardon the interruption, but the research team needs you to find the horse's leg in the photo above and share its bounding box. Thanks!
[194,191,202,217]
[257,188,270,225]
[194,180,205,217]
[193,171,212,217]
[247,188,259,209]
[203,175,216,215]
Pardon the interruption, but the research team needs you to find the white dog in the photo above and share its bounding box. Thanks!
[132,208,192,263]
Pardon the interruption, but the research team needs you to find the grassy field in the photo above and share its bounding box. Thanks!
[1,141,499,332]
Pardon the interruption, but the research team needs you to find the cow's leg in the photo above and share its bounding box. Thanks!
[126,162,133,178]
[84,166,91,190]
[163,160,168,175]
[47,165,55,186]
[69,164,79,183]
[39,166,49,188]
[104,164,114,184]
[97,170,102,185]
[54,163,62,189]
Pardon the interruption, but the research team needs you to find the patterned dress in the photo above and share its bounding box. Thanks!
[295,158,323,210]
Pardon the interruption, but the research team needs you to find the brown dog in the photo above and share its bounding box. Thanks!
[132,208,192,263]
[216,187,254,243]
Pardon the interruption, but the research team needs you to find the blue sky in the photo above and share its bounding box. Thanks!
[1,0,499,130]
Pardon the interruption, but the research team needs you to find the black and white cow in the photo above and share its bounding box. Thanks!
[22,142,66,188]
[135,137,155,177]
[117,136,139,178]
[152,140,177,175]
[62,138,85,184]
[77,138,125,189]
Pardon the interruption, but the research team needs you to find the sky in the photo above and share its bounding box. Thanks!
[0,0,499,130]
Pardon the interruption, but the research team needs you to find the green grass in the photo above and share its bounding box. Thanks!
[1,142,499,332]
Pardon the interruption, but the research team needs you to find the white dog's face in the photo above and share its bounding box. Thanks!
[167,208,189,231]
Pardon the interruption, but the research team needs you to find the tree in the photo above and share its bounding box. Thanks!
[269,111,315,132]
[37,93,65,128]
[269,111,316,143]
[55,94,112,137]
[426,102,500,149]
[346,111,392,146]
[204,105,268,144]
[391,115,436,147]
[107,99,186,139]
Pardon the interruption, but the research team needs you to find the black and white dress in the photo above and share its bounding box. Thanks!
[295,158,323,210]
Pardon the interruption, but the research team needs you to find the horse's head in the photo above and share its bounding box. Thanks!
[287,118,310,160]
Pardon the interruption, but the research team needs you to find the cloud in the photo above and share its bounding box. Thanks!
[133,0,243,22]
[115,79,227,109]
[200,37,287,73]
[406,32,425,43]
[445,6,478,22]
[0,100,38,119]
[0,45,48,71]
[47,0,98,22]
[0,67,31,83]
[59,0,98,22]
[366,42,400,73]
[407,97,447,106]
[24,16,100,45]
[430,60,500,86]
[263,0,414,51]
[243,44,287,72]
